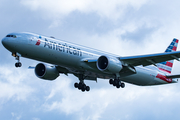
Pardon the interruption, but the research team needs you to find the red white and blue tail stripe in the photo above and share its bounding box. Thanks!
[156,38,179,73]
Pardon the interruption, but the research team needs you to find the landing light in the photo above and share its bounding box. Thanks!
[12,53,16,57]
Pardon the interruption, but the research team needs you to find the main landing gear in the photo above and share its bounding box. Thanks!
[74,82,90,92]
[109,79,125,89]
[12,53,22,67]
[74,74,90,92]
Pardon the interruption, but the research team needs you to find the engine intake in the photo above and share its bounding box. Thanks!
[97,56,123,73]
[35,63,59,80]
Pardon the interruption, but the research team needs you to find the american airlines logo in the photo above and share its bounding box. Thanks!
[35,40,41,46]
[44,38,82,56]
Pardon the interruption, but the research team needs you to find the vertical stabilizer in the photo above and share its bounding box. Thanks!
[156,38,179,73]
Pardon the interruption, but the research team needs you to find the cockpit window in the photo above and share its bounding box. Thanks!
[6,35,17,38]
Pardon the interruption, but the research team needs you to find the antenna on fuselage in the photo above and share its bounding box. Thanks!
[50,36,55,39]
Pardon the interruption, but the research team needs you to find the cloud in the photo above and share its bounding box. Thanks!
[41,78,180,120]
[11,112,22,120]
[32,118,41,120]
[0,66,34,102]
[20,0,149,21]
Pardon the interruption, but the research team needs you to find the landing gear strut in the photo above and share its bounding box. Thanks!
[109,79,125,89]
[74,74,90,92]
[13,53,22,67]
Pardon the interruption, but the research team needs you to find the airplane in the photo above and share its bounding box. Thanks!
[2,32,180,92]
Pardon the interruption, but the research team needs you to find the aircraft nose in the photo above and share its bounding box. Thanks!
[1,37,11,49]
[1,37,7,47]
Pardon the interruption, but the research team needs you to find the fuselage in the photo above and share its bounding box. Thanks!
[1,32,177,86]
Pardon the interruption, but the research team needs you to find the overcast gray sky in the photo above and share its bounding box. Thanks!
[1,0,180,120]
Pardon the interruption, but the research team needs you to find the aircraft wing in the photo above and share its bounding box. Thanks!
[119,51,180,66]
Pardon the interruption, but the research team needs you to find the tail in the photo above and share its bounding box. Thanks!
[156,38,179,73]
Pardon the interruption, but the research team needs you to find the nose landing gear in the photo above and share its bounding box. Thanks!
[12,53,22,67]
[15,62,22,67]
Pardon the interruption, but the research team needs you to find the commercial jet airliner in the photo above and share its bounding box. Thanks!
[2,32,180,92]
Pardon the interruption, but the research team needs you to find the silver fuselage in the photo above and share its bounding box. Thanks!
[1,32,177,86]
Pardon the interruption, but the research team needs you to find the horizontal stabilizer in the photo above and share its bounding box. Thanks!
[166,74,180,79]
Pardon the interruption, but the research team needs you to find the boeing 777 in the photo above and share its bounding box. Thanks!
[2,32,180,92]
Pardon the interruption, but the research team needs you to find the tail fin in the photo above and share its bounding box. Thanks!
[156,38,179,73]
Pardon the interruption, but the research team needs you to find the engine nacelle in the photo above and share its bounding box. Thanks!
[35,63,59,80]
[97,56,123,73]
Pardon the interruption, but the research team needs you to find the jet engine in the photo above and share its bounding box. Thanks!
[35,63,59,80]
[97,56,123,73]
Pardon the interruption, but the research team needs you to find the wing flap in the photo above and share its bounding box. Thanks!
[119,51,180,66]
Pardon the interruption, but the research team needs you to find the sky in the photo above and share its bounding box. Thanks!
[1,0,180,120]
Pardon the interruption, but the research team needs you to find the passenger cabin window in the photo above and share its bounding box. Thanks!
[6,35,17,38]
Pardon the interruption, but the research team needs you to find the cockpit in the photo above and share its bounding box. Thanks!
[6,35,17,38]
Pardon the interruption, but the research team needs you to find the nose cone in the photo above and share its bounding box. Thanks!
[1,37,7,47]
[1,37,12,51]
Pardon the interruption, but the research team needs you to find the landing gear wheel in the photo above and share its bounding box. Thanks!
[81,88,85,92]
[86,86,90,91]
[74,83,79,88]
[18,62,22,67]
[121,83,125,88]
[116,85,121,88]
[114,79,118,85]
[113,82,116,86]
[78,83,83,90]
[15,62,22,67]
[15,63,19,67]
[109,79,114,84]
[81,84,86,91]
